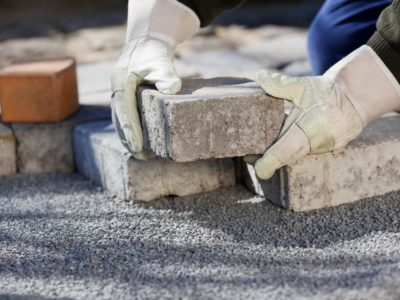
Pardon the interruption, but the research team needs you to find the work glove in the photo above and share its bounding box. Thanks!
[111,0,200,159]
[251,45,400,180]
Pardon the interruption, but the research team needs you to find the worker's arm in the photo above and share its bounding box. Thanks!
[111,0,200,158]
[178,0,245,26]
[251,0,400,180]
[367,0,400,84]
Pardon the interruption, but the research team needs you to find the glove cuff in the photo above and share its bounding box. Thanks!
[324,45,400,125]
[126,0,200,46]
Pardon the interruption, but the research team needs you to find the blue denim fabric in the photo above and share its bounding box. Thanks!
[308,0,392,75]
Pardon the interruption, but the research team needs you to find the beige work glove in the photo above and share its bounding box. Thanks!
[251,45,400,180]
[111,0,200,159]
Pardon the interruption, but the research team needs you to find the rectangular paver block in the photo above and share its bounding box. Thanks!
[12,105,111,174]
[138,77,284,162]
[74,121,236,202]
[0,123,16,176]
[0,58,79,122]
[241,116,400,212]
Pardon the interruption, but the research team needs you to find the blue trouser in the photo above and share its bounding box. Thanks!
[308,0,392,75]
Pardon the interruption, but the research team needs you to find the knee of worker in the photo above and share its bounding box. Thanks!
[308,13,352,75]
[308,0,384,75]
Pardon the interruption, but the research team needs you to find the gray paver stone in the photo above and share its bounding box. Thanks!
[74,121,236,202]
[12,105,111,174]
[0,123,16,176]
[138,77,284,162]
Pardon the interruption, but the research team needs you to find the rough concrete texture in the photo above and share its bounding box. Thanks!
[1,174,400,299]
[138,77,284,162]
[12,105,111,174]
[0,123,16,176]
[243,116,400,212]
[74,121,236,202]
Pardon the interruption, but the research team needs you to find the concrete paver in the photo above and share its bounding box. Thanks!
[0,123,16,176]
[12,106,111,174]
[138,77,284,162]
[74,121,236,202]
[243,116,400,211]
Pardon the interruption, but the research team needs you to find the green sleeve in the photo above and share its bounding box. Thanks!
[367,0,400,83]
[178,0,245,26]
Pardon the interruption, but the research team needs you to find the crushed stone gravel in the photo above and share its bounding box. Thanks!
[0,173,399,299]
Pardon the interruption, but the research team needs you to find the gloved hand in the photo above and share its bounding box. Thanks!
[111,0,200,159]
[251,45,400,180]
[111,38,182,160]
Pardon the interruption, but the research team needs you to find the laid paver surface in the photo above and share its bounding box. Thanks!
[0,174,399,299]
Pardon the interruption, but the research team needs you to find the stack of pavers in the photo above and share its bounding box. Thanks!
[74,77,283,201]
[74,76,400,211]
[1,59,400,212]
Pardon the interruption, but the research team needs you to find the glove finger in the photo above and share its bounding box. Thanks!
[257,70,305,106]
[279,106,303,139]
[111,99,129,148]
[129,40,182,95]
[133,149,156,161]
[144,64,182,95]
[112,91,141,153]
[255,123,310,180]
[244,154,262,165]
[111,75,144,153]
[112,99,155,161]
[124,74,145,152]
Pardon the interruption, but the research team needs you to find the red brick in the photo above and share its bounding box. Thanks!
[0,57,79,122]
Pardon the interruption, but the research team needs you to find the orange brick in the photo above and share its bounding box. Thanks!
[0,57,79,123]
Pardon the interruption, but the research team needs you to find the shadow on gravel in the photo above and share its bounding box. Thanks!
[0,173,100,198]
[0,294,71,300]
[141,185,400,249]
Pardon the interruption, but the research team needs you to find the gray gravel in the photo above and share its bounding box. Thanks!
[0,174,400,300]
